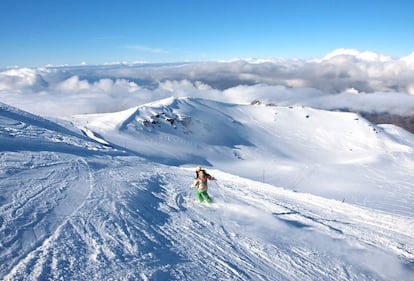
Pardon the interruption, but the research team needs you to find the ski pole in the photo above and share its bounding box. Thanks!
[214,180,226,202]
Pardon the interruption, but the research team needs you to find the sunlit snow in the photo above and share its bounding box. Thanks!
[1,97,413,280]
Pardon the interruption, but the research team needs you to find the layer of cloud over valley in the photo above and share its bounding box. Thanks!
[1,48,413,117]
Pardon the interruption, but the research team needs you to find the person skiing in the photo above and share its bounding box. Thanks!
[191,166,215,203]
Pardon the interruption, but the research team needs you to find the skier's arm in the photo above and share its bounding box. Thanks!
[206,174,215,180]
[191,179,199,187]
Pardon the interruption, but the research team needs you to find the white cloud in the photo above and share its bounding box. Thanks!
[401,51,414,66]
[53,76,141,93]
[55,76,90,91]
[122,45,169,54]
[0,48,413,117]
[320,48,393,63]
[0,68,44,90]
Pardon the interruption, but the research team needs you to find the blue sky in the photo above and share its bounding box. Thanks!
[0,0,413,67]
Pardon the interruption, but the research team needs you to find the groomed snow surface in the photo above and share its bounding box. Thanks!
[1,98,413,280]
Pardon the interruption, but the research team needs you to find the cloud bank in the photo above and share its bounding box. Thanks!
[0,49,413,117]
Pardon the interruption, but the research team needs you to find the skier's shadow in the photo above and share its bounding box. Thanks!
[272,211,311,229]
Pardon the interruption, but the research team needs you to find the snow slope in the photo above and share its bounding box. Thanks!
[1,100,414,280]
[70,97,414,216]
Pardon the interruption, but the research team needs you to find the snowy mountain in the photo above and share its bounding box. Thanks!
[69,97,414,216]
[1,99,413,280]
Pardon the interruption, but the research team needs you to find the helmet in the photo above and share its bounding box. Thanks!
[196,166,201,171]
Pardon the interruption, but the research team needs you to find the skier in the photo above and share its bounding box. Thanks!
[191,166,215,203]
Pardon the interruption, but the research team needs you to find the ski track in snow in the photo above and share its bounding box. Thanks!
[173,169,414,281]
[0,154,93,279]
[1,99,414,280]
[1,155,414,280]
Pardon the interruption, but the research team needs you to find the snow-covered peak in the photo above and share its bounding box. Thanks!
[70,97,414,196]
[72,97,249,149]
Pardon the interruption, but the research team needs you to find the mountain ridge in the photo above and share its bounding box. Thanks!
[67,97,414,215]
[1,99,413,280]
